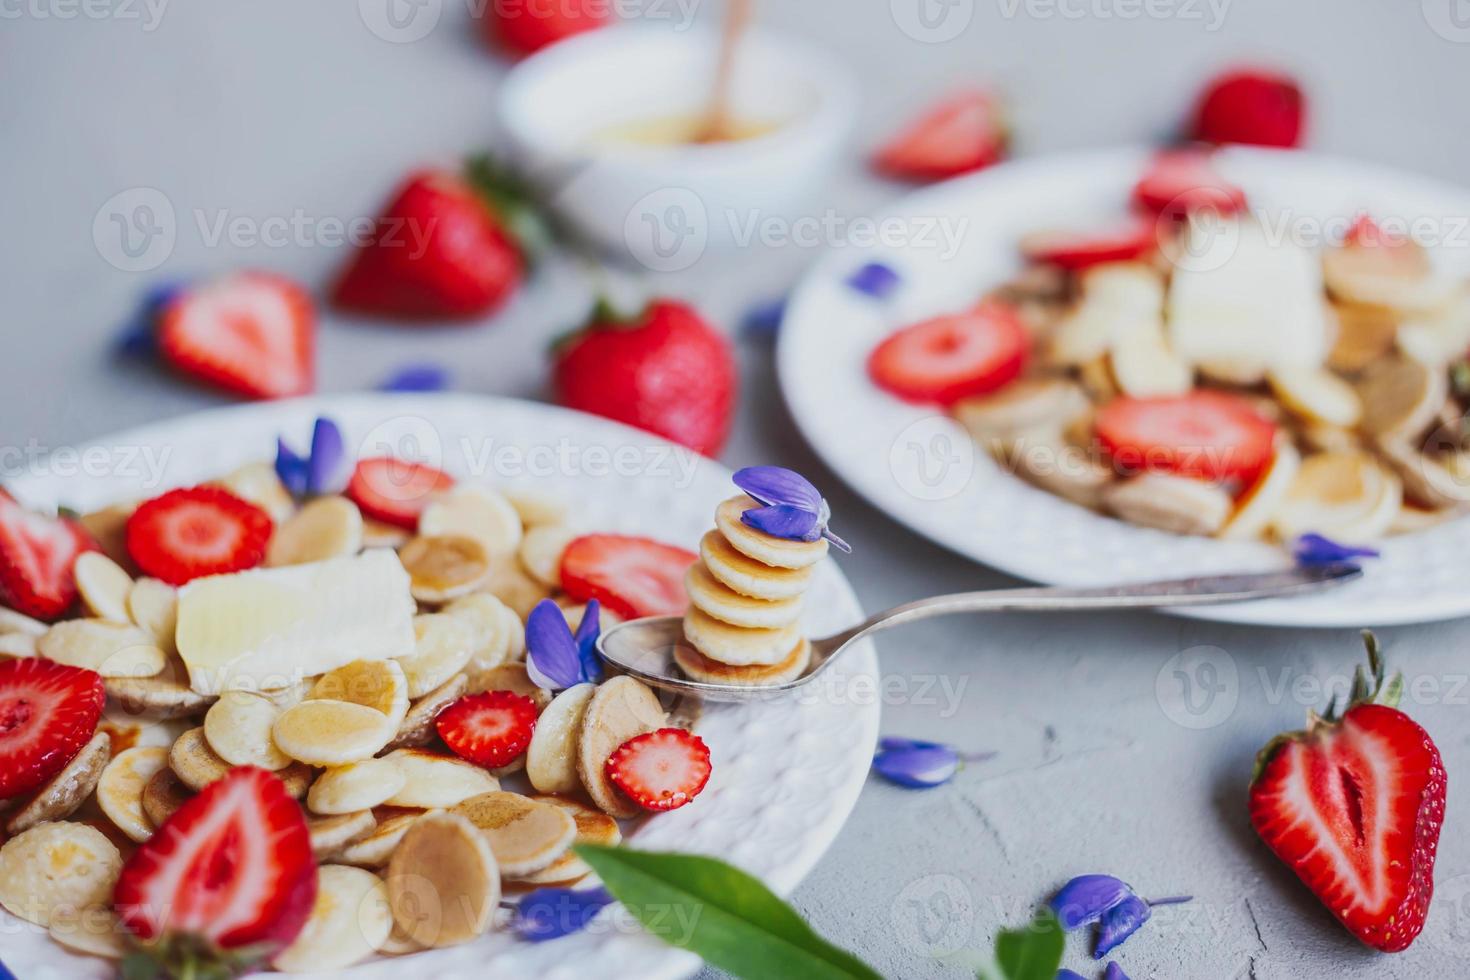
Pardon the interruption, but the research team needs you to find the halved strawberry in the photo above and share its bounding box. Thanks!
[436,690,538,769]
[873,90,1008,182]
[344,457,455,530]
[480,0,610,55]
[1131,149,1248,218]
[159,272,314,400]
[867,302,1029,405]
[114,766,317,969]
[125,486,273,586]
[1020,217,1160,272]
[1094,391,1276,485]
[0,658,105,800]
[1191,68,1305,149]
[559,534,697,620]
[606,727,711,812]
[0,493,96,621]
[1249,634,1444,952]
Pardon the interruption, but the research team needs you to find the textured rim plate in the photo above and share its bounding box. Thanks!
[1,394,880,980]
[778,146,1470,627]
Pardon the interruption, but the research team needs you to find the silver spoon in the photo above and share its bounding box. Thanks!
[597,563,1363,703]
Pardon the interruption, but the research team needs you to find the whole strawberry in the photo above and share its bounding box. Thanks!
[1191,68,1305,148]
[1248,632,1444,952]
[480,0,609,56]
[553,300,736,457]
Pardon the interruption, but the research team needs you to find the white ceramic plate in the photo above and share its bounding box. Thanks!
[779,146,1470,627]
[1,394,880,980]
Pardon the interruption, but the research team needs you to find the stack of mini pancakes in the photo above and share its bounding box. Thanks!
[675,495,828,686]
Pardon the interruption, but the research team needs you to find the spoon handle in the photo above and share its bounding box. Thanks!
[819,564,1361,650]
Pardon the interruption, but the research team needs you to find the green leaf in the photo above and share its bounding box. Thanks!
[982,908,1064,980]
[574,845,882,980]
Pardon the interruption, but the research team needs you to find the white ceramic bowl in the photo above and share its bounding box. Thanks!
[497,26,857,270]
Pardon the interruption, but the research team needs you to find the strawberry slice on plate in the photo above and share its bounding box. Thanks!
[125,486,273,586]
[0,492,95,621]
[606,727,712,812]
[1249,634,1444,952]
[115,766,317,968]
[345,457,456,530]
[867,302,1029,405]
[1094,391,1276,485]
[559,534,697,620]
[873,90,1007,182]
[1020,217,1160,271]
[1131,149,1248,217]
[0,658,106,800]
[437,690,539,769]
[159,272,314,400]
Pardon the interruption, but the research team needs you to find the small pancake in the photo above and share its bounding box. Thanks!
[685,562,803,629]
[713,496,828,570]
[674,638,812,687]
[681,606,800,667]
[699,531,813,600]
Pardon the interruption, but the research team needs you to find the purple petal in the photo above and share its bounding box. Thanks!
[845,261,903,299]
[274,437,310,498]
[574,599,603,684]
[872,740,959,788]
[1050,875,1132,931]
[1095,894,1151,958]
[113,282,184,359]
[515,886,615,942]
[307,417,348,495]
[0,959,15,980]
[741,504,822,542]
[1104,963,1130,980]
[525,599,583,690]
[732,466,823,511]
[1292,533,1380,567]
[378,364,451,393]
[741,297,787,339]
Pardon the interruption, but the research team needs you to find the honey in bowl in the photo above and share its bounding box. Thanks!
[591,112,783,147]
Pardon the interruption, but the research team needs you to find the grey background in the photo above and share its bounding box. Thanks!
[4,1,1470,977]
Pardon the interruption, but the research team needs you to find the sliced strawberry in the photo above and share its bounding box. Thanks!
[1132,149,1248,217]
[344,457,455,530]
[436,690,538,769]
[125,486,273,586]
[0,494,95,621]
[1094,391,1276,485]
[159,272,314,400]
[873,90,1008,182]
[480,0,610,55]
[1191,68,1305,149]
[0,658,105,800]
[559,534,697,620]
[1020,217,1160,272]
[114,767,317,960]
[606,727,711,812]
[867,302,1029,405]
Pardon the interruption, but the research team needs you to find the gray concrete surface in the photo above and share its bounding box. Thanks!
[4,2,1470,977]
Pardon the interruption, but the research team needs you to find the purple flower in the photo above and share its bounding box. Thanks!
[1094,894,1150,958]
[275,417,348,499]
[525,598,602,691]
[1292,533,1380,568]
[845,261,902,299]
[114,281,185,358]
[1104,962,1130,980]
[1050,875,1131,930]
[0,958,14,980]
[732,466,850,553]
[870,737,987,788]
[515,886,615,942]
[378,364,451,393]
[741,297,787,338]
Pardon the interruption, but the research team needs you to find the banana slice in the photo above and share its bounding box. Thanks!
[714,496,828,570]
[675,637,812,687]
[213,460,295,524]
[1048,262,1166,365]
[442,593,515,672]
[399,535,492,604]
[308,758,409,815]
[362,518,411,550]
[336,810,426,868]
[97,746,170,843]
[39,620,166,678]
[481,559,552,620]
[464,661,551,708]
[204,691,292,771]
[310,659,410,729]
[379,921,427,956]
[386,812,500,949]
[419,485,523,559]
[1268,366,1363,428]
[273,699,397,766]
[6,731,111,834]
[126,578,178,655]
[0,632,36,660]
[954,378,1091,439]
[267,496,365,567]
[1297,422,1360,455]
[577,676,665,819]
[451,792,576,877]
[513,796,621,885]
[0,822,122,927]
[526,683,595,796]
[1101,474,1233,536]
[398,614,475,698]
[79,501,137,571]
[74,552,134,624]
[518,524,579,588]
[141,767,193,827]
[1110,324,1193,398]
[307,810,377,861]
[0,606,48,637]
[274,864,394,972]
[500,603,526,660]
[47,905,128,959]
[1005,432,1115,510]
[105,656,213,720]
[504,490,568,528]
[685,562,802,630]
[1356,356,1447,440]
[682,606,801,667]
[1196,359,1268,386]
[1376,439,1470,509]
[383,749,500,808]
[1272,450,1403,543]
[388,674,468,750]
[697,530,811,601]
[1219,442,1302,540]
[1077,355,1120,402]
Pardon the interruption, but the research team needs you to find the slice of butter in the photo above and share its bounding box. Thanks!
[176,549,416,696]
